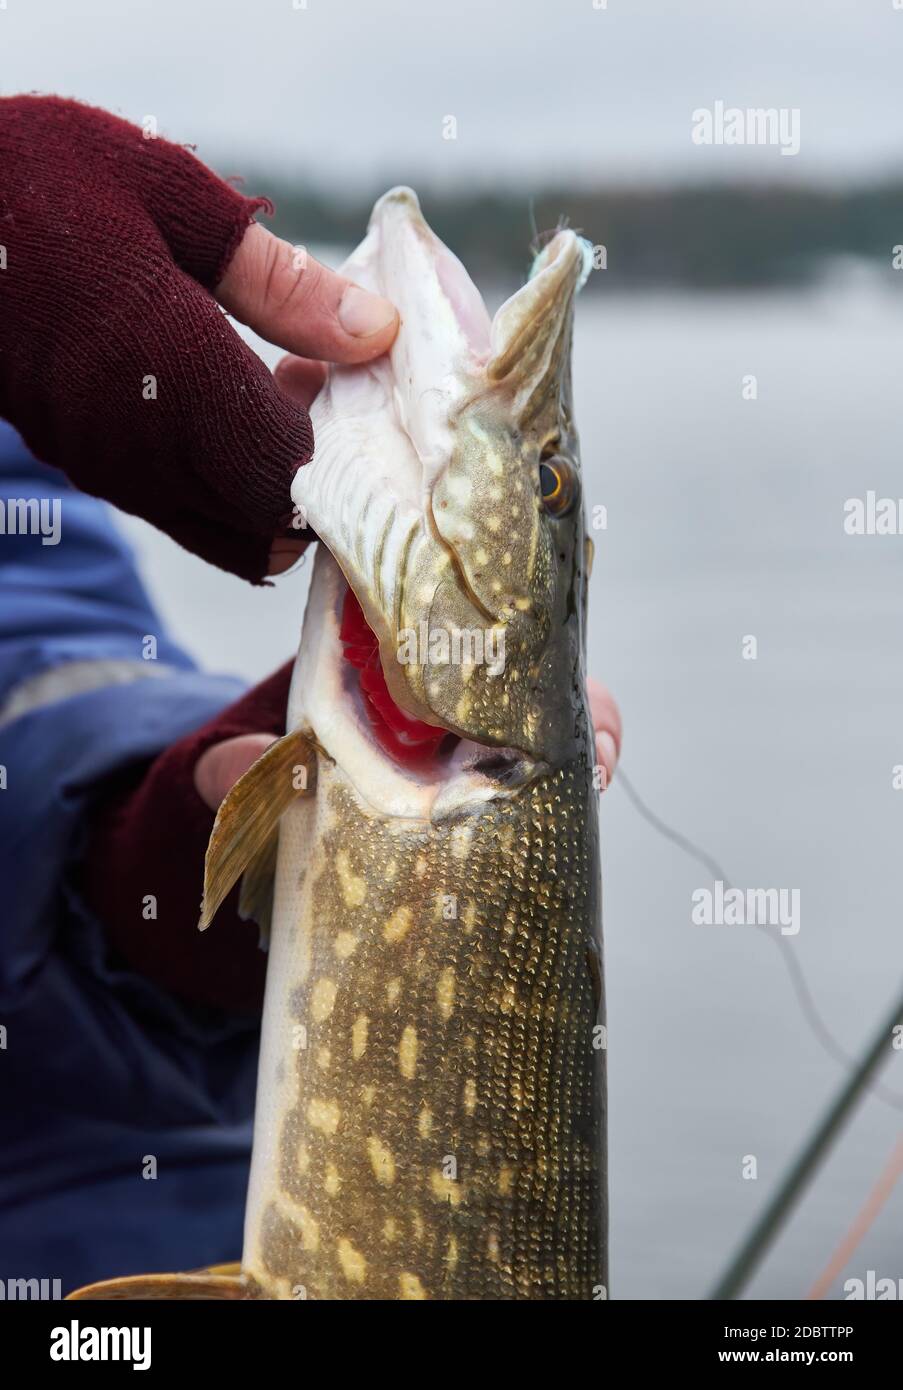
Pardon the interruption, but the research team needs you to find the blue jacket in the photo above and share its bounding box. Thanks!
[0,421,258,1292]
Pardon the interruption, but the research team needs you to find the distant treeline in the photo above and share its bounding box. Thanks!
[245,176,903,290]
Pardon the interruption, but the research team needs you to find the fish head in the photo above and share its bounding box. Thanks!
[291,187,594,775]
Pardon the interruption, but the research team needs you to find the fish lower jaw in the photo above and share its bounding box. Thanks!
[289,548,537,822]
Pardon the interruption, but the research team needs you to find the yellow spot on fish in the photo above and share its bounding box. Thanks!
[316,1046,330,1071]
[475,547,489,566]
[436,967,455,1020]
[336,850,366,908]
[446,474,473,503]
[352,1014,369,1061]
[498,1165,514,1196]
[450,824,472,859]
[310,977,337,1023]
[399,1272,428,1300]
[307,1097,340,1135]
[383,1217,398,1242]
[515,596,531,611]
[455,695,471,723]
[333,931,357,959]
[487,1231,500,1262]
[324,1163,341,1197]
[336,1238,367,1284]
[430,1170,462,1206]
[446,1236,459,1271]
[417,1105,433,1139]
[399,1025,418,1079]
[367,1136,396,1186]
[295,1206,319,1253]
[502,551,512,565]
[384,905,413,944]
[487,516,501,533]
[386,977,402,1006]
[361,1084,376,1107]
[414,857,427,880]
[463,1078,477,1114]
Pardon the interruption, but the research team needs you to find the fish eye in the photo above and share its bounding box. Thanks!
[539,453,577,516]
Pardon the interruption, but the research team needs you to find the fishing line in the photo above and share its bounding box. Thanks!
[612,766,903,1112]
[805,1133,903,1300]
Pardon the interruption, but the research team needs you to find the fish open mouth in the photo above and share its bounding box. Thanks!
[338,583,529,782]
[290,549,532,819]
[286,186,589,805]
[338,586,456,765]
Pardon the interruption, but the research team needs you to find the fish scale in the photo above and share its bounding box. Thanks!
[241,758,604,1301]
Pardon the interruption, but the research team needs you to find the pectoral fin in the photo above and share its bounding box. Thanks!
[239,829,280,949]
[199,726,317,931]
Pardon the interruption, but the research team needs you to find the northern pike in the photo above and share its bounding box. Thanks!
[69,188,606,1302]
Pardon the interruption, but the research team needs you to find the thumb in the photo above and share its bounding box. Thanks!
[194,733,277,811]
[217,223,399,365]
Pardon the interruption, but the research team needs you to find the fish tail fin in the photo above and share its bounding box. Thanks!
[66,1265,251,1300]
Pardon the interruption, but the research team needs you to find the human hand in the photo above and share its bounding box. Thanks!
[0,96,398,582]
[587,677,621,789]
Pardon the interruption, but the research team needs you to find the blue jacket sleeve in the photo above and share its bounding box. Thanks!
[0,420,246,999]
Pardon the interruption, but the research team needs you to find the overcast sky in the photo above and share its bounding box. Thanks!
[2,0,902,189]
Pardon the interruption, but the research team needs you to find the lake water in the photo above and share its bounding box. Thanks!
[118,269,903,1300]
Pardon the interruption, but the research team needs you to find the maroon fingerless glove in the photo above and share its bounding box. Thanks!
[0,96,311,581]
[79,663,294,1014]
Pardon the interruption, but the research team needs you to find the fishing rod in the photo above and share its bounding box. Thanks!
[708,983,903,1300]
